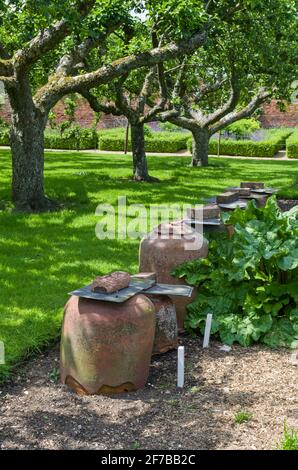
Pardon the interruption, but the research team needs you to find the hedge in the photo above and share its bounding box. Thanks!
[99,131,190,153]
[0,126,295,158]
[187,130,293,158]
[0,128,98,150]
[286,131,298,159]
[45,129,98,150]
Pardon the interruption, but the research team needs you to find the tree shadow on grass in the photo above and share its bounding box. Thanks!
[0,150,297,383]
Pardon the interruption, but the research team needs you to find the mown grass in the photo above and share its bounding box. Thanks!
[0,149,297,381]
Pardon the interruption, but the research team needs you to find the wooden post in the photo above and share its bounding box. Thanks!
[217,131,222,157]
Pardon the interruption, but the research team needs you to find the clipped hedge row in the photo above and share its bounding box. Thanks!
[99,137,188,153]
[286,132,298,159]
[0,126,295,159]
[99,131,189,153]
[45,129,98,150]
[0,128,99,150]
[187,130,293,157]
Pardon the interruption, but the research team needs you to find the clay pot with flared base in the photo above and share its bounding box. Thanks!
[146,294,178,355]
[60,294,155,395]
[139,222,208,330]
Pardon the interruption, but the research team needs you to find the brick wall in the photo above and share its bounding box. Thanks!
[1,97,297,129]
[260,100,298,128]
[50,99,127,129]
[0,97,127,129]
[0,100,11,123]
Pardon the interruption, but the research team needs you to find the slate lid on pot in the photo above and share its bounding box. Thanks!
[69,279,193,303]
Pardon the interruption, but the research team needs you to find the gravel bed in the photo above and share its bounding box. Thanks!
[0,337,297,450]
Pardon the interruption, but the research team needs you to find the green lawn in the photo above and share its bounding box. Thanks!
[0,148,297,382]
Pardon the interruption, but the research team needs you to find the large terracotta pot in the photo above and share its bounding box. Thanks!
[60,294,155,395]
[139,222,208,329]
[146,294,178,355]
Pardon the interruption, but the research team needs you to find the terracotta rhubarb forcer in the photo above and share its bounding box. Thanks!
[60,294,155,395]
[146,294,178,355]
[139,221,208,329]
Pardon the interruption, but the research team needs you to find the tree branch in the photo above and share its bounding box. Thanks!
[114,75,136,120]
[13,1,95,71]
[142,99,167,124]
[204,73,241,126]
[138,69,156,114]
[56,23,119,76]
[156,108,197,131]
[172,58,187,99]
[210,89,271,134]
[193,76,226,103]
[80,89,122,115]
[34,30,207,112]
[0,59,14,80]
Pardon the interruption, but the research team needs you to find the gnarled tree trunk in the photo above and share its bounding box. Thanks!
[131,123,150,181]
[191,127,210,167]
[8,79,49,211]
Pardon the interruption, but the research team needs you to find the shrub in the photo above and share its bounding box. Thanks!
[0,128,10,146]
[147,137,188,152]
[0,113,10,146]
[45,127,98,150]
[286,131,298,159]
[268,128,295,150]
[99,136,130,152]
[99,130,189,153]
[226,118,261,139]
[143,125,153,137]
[174,197,298,348]
[187,130,293,157]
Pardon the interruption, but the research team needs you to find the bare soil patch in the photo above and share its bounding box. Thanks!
[0,337,297,450]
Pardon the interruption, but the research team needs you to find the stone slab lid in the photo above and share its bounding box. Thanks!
[184,218,222,227]
[250,187,277,195]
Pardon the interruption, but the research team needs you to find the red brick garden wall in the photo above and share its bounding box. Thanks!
[260,101,298,128]
[1,98,297,129]
[0,98,127,129]
[50,99,127,129]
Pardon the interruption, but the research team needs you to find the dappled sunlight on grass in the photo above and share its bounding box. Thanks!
[0,148,297,380]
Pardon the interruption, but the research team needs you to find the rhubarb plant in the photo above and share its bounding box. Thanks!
[174,197,298,348]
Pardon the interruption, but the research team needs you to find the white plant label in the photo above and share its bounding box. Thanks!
[203,313,213,348]
[177,346,185,388]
